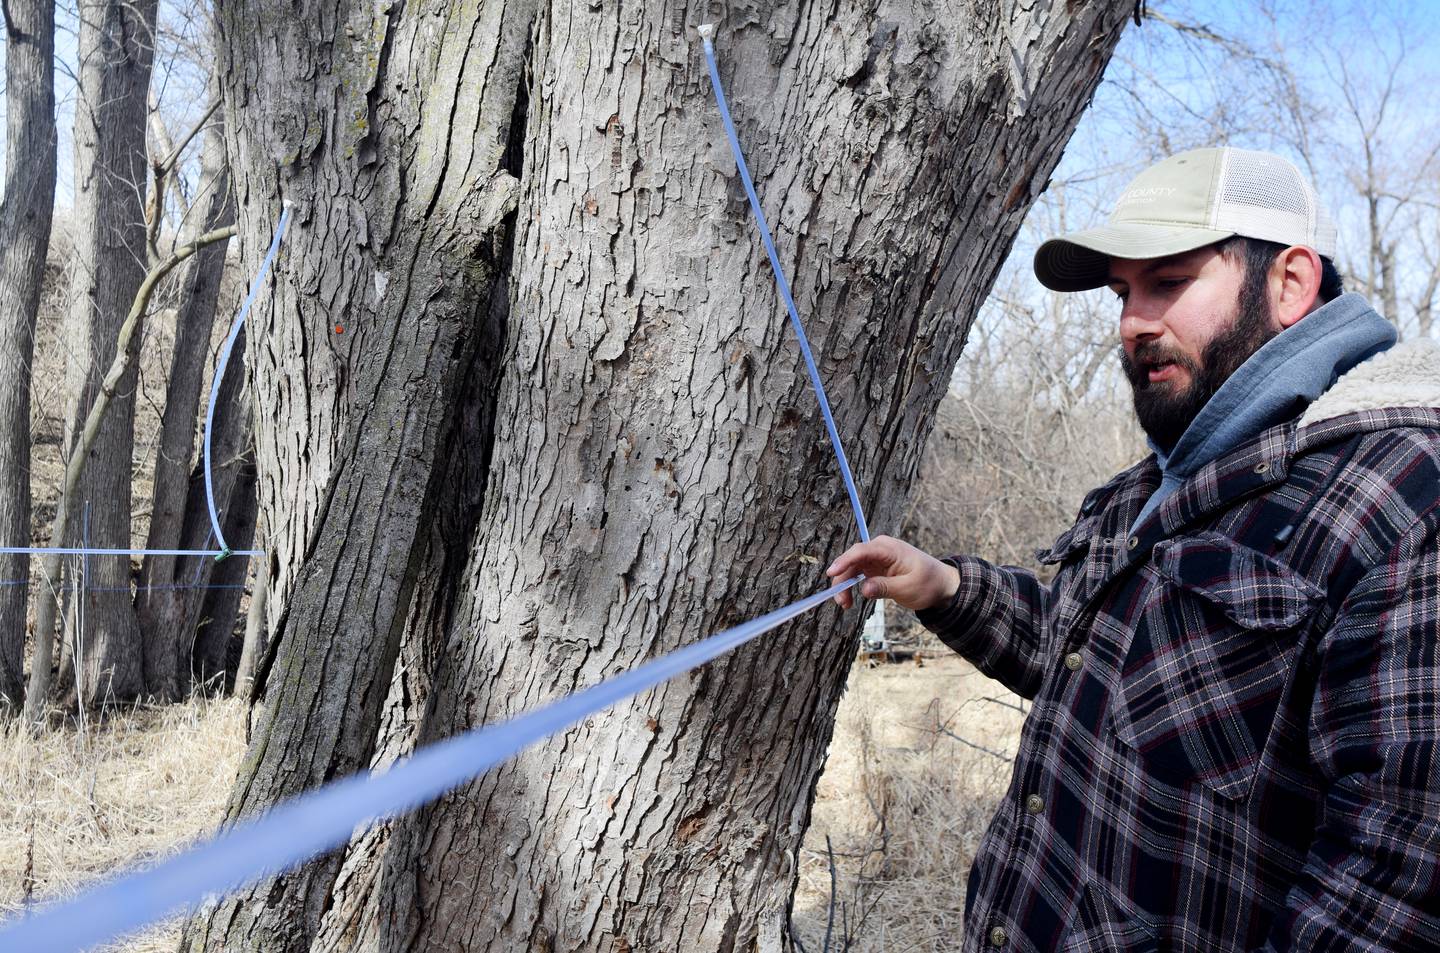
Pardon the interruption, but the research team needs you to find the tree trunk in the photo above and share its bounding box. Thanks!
[191,454,259,690]
[190,1,1129,950]
[0,0,57,712]
[178,350,260,693]
[235,546,268,698]
[139,106,237,700]
[59,0,159,707]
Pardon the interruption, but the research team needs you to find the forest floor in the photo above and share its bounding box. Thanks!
[0,637,1023,952]
[790,644,1024,952]
[0,696,247,951]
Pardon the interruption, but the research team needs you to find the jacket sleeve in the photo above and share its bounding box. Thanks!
[1261,522,1440,952]
[913,554,1054,700]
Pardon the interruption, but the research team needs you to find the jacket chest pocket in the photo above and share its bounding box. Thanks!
[1036,514,1102,568]
[1110,532,1323,802]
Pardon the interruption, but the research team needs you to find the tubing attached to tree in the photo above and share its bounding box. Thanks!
[0,29,878,952]
[698,23,872,543]
[204,203,291,560]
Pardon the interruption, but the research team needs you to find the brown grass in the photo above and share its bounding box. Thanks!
[791,645,1026,951]
[0,697,248,951]
[0,639,1024,952]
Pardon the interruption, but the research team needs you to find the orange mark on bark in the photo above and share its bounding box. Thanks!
[676,808,709,844]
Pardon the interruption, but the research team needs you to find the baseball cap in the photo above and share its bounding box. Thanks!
[1033,147,1338,292]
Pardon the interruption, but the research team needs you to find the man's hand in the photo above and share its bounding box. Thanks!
[825,535,961,611]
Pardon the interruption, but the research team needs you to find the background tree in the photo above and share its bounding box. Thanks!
[0,0,57,711]
[136,85,243,701]
[180,1,1133,950]
[48,0,159,707]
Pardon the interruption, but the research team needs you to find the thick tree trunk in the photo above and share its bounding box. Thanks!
[193,1,1128,950]
[180,0,532,946]
[0,0,57,712]
[139,111,237,700]
[59,0,159,707]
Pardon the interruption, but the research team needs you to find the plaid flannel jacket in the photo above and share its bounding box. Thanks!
[918,404,1440,952]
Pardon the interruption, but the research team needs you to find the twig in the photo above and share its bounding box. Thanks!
[824,835,838,952]
[935,725,1014,762]
[980,695,1027,715]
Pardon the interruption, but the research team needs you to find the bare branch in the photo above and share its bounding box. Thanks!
[24,225,238,727]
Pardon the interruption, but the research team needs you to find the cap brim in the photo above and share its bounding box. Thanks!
[1033,223,1235,292]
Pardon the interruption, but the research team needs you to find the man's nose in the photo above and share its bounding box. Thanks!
[1119,301,1164,347]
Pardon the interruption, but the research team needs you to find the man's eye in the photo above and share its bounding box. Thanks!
[1157,277,1187,291]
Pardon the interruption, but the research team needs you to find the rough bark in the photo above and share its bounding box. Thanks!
[180,0,532,946]
[0,0,57,712]
[196,0,1129,950]
[139,108,237,700]
[57,0,160,708]
[313,233,511,953]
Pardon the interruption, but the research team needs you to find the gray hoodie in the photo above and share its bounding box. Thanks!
[1131,292,1397,530]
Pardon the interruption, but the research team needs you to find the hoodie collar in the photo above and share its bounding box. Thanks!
[1151,292,1396,482]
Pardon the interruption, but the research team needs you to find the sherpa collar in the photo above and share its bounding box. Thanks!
[1299,337,1440,427]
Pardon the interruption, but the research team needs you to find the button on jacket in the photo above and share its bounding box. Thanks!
[919,339,1440,952]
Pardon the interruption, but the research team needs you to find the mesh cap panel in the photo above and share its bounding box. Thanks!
[1212,148,1337,257]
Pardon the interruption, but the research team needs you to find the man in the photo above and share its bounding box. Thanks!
[827,147,1440,951]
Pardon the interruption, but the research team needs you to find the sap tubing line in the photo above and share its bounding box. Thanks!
[0,576,860,953]
[0,24,878,952]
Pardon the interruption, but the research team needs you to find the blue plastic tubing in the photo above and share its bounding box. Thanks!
[0,577,859,953]
[0,208,290,562]
[699,33,872,543]
[204,205,291,556]
[0,29,879,952]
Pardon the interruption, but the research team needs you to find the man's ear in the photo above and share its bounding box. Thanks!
[1272,245,1323,328]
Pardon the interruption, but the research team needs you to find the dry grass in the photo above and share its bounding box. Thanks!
[0,638,1023,953]
[0,697,248,951]
[791,646,1026,952]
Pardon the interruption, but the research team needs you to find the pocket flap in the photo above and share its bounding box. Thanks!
[1153,532,1322,630]
[1035,515,1101,565]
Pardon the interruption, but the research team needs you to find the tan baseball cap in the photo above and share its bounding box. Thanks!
[1033,147,1338,292]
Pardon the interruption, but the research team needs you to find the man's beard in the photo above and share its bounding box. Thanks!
[1120,289,1280,451]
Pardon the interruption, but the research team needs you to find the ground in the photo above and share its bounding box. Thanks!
[791,647,1024,951]
[0,697,248,951]
[0,633,1024,952]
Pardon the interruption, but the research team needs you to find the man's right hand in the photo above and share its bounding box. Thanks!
[825,535,961,612]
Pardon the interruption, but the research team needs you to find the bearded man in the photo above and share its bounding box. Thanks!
[828,147,1440,952]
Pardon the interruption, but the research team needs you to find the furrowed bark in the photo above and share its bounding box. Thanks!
[0,0,56,712]
[368,3,1129,951]
[200,0,1127,949]
[179,0,535,947]
[312,232,512,953]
